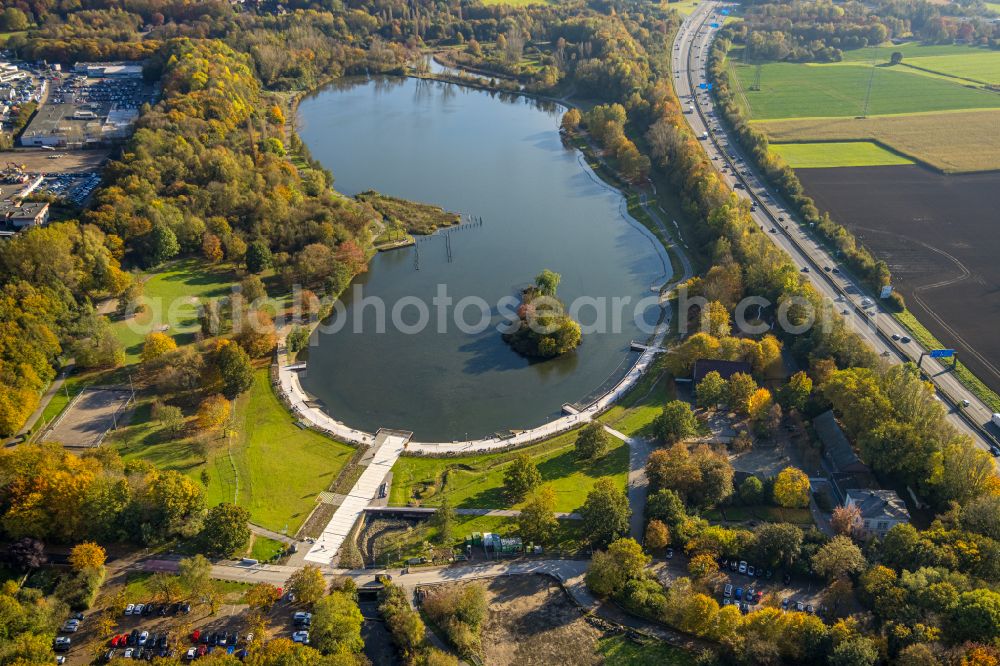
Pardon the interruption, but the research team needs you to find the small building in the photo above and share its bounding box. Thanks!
[0,201,49,229]
[845,488,910,538]
[692,358,752,384]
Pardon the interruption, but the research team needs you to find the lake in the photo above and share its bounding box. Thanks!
[296,75,670,441]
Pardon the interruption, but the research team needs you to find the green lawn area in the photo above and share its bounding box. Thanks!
[112,258,238,363]
[599,365,673,437]
[114,369,356,534]
[385,514,586,564]
[389,428,628,513]
[597,635,694,665]
[248,535,286,562]
[769,141,914,168]
[664,0,701,16]
[729,54,1000,119]
[987,2,1000,14]
[121,572,250,603]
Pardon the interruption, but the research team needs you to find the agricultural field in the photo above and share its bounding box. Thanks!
[757,109,1000,172]
[838,42,1000,85]
[388,427,628,512]
[793,164,1000,399]
[112,258,238,363]
[729,57,1000,120]
[769,141,913,169]
[113,369,355,534]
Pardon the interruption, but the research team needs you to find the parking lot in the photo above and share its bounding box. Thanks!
[655,552,827,619]
[55,589,320,665]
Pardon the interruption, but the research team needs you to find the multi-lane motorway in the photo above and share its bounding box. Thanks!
[672,2,999,452]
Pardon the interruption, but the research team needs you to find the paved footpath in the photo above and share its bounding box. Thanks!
[303,430,409,566]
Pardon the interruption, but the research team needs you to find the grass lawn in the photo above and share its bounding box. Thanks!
[389,428,628,513]
[121,572,250,603]
[729,54,1000,120]
[248,535,286,562]
[385,514,586,564]
[769,141,914,168]
[112,258,238,364]
[597,635,694,665]
[599,365,674,437]
[114,369,356,534]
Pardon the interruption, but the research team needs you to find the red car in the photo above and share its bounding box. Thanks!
[197,646,207,657]
[191,630,201,643]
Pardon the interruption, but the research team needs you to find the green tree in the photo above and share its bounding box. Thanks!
[146,224,179,266]
[752,523,803,568]
[726,372,758,414]
[433,497,455,544]
[778,371,813,412]
[739,476,764,504]
[655,400,698,444]
[0,8,28,31]
[240,275,267,304]
[585,537,649,597]
[812,536,866,581]
[503,453,541,501]
[696,371,726,409]
[311,591,364,655]
[217,342,253,398]
[518,485,558,546]
[947,589,1000,643]
[141,332,177,365]
[177,555,211,596]
[245,241,273,274]
[829,636,879,666]
[245,583,281,611]
[534,269,561,297]
[287,325,310,353]
[580,478,630,547]
[199,503,250,557]
[575,422,610,461]
[288,565,327,605]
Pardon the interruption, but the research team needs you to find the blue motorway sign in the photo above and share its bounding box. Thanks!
[929,349,955,358]
[710,22,720,28]
[720,8,731,14]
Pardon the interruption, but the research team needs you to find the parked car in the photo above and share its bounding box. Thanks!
[123,648,134,659]
[133,604,144,616]
[747,565,755,577]
[293,612,312,627]
[125,604,135,616]
[665,548,674,559]
[291,632,309,645]
[735,587,743,601]
[53,637,71,652]
[184,648,197,661]
[196,646,207,658]
[62,619,80,633]
[781,598,790,610]
[724,584,733,598]
[104,649,116,663]
[795,601,805,612]
[191,630,200,643]
[180,603,191,614]
[137,631,149,647]
[738,561,747,575]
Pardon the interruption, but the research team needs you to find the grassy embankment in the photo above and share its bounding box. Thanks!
[112,368,354,534]
[389,427,628,512]
[598,361,675,437]
[597,635,695,665]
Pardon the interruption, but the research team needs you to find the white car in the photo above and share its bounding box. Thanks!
[61,620,80,633]
[123,648,134,659]
[133,603,144,615]
[185,648,197,661]
[291,631,309,645]
[137,631,149,646]
[124,604,135,616]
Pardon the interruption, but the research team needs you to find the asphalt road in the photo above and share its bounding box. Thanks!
[672,2,999,455]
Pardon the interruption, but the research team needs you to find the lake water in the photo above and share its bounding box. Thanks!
[296,75,670,441]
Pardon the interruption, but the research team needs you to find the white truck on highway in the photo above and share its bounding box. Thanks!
[993,413,1000,428]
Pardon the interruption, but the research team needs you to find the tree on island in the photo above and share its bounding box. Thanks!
[502,269,582,359]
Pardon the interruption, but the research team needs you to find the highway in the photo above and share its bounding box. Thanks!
[671,1,999,454]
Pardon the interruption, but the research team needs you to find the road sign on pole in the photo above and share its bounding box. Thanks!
[929,349,955,359]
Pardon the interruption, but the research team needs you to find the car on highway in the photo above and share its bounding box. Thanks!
[900,337,911,343]
[891,334,900,341]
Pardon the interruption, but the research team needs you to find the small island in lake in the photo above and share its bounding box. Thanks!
[503,269,582,359]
